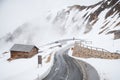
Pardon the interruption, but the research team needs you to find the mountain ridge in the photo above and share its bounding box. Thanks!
[50,0,120,39]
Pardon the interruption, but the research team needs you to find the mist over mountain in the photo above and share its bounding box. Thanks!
[0,0,100,37]
[0,0,120,52]
[49,0,120,38]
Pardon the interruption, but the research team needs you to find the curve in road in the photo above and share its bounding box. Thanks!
[42,47,99,80]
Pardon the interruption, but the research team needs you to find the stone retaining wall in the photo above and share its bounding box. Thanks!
[72,42,120,59]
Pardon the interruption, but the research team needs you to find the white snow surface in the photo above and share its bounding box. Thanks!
[0,43,61,80]
[0,40,120,80]
[0,41,73,80]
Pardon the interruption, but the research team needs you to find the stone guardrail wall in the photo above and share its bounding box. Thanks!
[72,42,120,59]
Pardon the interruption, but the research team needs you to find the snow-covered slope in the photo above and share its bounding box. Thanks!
[47,0,120,52]
[0,0,101,52]
[0,0,101,37]
[0,0,119,53]
[50,0,120,36]
[0,0,120,51]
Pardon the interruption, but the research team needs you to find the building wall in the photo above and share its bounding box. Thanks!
[10,47,38,59]
[11,51,29,59]
[29,47,38,57]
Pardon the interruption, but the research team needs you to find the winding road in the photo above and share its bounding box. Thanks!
[42,46,100,80]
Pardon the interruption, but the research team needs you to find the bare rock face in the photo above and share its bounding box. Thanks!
[107,30,120,39]
[114,30,120,39]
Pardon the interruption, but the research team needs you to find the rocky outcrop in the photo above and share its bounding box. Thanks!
[107,30,120,39]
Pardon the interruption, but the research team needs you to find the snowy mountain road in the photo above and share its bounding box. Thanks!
[42,48,83,80]
[42,46,99,80]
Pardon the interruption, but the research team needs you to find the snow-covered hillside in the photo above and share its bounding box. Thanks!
[0,0,101,37]
[0,0,120,53]
[50,0,120,35]
[46,0,120,52]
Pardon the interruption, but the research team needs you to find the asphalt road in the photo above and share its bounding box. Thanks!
[42,46,99,80]
[42,48,83,80]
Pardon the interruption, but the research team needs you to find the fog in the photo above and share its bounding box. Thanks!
[0,0,101,37]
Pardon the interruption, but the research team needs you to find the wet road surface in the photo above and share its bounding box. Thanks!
[42,47,99,80]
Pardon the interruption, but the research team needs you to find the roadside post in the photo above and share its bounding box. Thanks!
[38,55,42,68]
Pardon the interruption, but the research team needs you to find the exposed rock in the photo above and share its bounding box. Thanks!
[107,30,120,39]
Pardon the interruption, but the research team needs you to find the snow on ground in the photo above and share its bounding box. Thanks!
[0,38,119,80]
[0,40,74,80]
[79,33,120,53]
[0,43,61,80]
[68,48,120,80]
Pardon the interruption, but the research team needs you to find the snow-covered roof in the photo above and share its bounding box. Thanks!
[10,44,37,52]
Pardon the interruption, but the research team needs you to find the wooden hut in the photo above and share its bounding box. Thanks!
[10,44,39,59]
